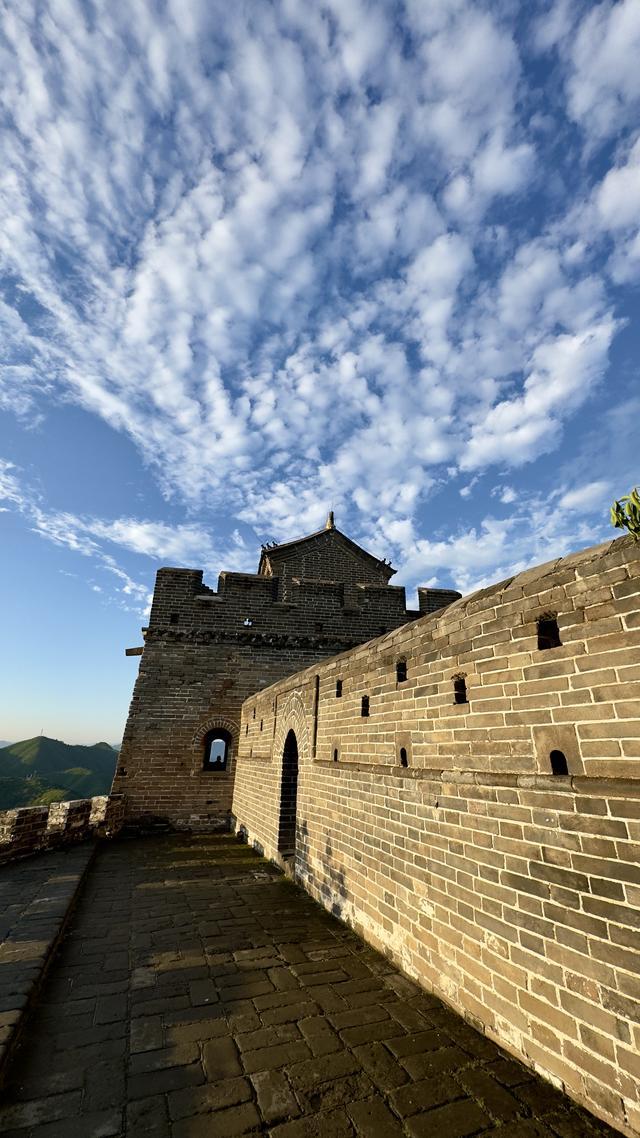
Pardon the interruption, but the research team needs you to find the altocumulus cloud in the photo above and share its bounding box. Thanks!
[1,0,639,603]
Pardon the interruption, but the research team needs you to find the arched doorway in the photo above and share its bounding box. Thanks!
[278,729,299,857]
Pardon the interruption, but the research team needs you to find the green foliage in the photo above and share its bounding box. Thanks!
[0,737,117,811]
[611,487,640,541]
[31,788,68,806]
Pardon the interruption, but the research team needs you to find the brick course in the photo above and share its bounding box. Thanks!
[117,522,458,828]
[232,535,640,1136]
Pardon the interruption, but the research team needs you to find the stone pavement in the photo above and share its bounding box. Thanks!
[0,844,95,1074]
[0,835,621,1137]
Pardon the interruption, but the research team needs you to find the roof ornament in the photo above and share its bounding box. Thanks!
[325,510,335,530]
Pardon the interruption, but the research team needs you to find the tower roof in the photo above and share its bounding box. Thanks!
[257,518,395,582]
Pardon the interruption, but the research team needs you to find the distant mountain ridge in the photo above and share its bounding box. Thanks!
[0,736,118,811]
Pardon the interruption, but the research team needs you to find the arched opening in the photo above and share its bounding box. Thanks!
[550,749,569,776]
[278,729,299,857]
[400,747,408,768]
[203,728,232,772]
[396,659,407,683]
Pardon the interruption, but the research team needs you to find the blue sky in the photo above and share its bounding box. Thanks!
[1,0,639,744]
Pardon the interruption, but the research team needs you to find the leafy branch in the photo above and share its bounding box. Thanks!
[610,487,640,541]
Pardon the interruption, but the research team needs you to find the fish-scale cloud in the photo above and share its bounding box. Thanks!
[0,0,637,604]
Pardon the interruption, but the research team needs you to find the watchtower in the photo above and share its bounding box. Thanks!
[114,514,460,828]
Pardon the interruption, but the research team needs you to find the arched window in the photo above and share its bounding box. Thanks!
[361,695,370,717]
[396,659,408,683]
[203,728,232,772]
[336,679,343,697]
[400,747,408,768]
[550,749,569,776]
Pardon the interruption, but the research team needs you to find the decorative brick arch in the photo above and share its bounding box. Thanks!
[191,716,239,755]
[272,691,311,770]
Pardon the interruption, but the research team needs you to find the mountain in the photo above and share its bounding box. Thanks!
[0,737,118,811]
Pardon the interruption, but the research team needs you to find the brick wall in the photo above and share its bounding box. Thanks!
[0,794,125,864]
[117,537,458,828]
[231,535,640,1136]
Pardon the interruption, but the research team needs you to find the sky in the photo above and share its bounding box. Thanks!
[0,0,639,745]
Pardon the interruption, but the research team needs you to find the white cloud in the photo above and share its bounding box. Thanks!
[393,479,614,597]
[594,137,640,282]
[461,319,616,471]
[565,0,640,140]
[559,480,611,511]
[0,0,634,567]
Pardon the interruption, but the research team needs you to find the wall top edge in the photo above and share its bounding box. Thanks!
[241,535,638,704]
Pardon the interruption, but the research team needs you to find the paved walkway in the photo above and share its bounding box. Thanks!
[0,845,94,1072]
[0,835,620,1137]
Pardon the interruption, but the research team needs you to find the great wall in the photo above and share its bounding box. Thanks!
[0,525,638,1136]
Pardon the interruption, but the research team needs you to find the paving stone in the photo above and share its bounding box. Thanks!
[352,1042,409,1091]
[400,1043,473,1081]
[329,1005,391,1031]
[298,1070,374,1114]
[286,1049,360,1092]
[202,1034,242,1079]
[252,1068,301,1123]
[347,1096,405,1136]
[405,1098,491,1138]
[9,1066,85,1100]
[168,1076,253,1120]
[0,836,620,1138]
[269,1106,355,1137]
[0,1091,83,1129]
[236,1022,300,1052]
[487,1057,536,1087]
[386,1028,450,1057]
[126,1094,170,1135]
[29,1107,124,1137]
[260,1000,319,1026]
[165,1016,229,1045]
[269,966,301,991]
[128,1059,205,1100]
[241,1039,311,1074]
[457,1065,524,1122]
[84,1058,126,1110]
[390,1074,464,1117]
[129,1041,199,1074]
[172,1100,263,1136]
[188,978,219,1005]
[339,1019,405,1046]
[130,1015,164,1053]
[298,1015,341,1055]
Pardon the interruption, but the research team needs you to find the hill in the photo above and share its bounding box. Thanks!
[0,737,118,811]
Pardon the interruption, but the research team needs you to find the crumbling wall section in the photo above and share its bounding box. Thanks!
[0,794,125,864]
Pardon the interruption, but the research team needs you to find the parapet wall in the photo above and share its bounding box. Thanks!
[117,558,459,828]
[232,536,640,1136]
[0,795,125,864]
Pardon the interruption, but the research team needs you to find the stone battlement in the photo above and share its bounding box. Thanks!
[231,535,640,1136]
[117,521,459,829]
[0,795,125,865]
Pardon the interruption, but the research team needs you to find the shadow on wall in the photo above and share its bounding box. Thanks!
[297,819,348,918]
